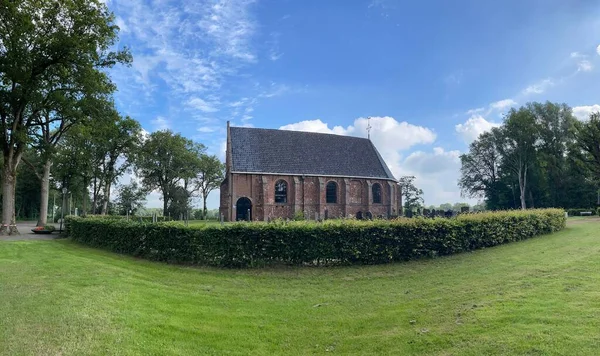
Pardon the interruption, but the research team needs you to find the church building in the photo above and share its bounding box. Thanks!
[220,122,401,221]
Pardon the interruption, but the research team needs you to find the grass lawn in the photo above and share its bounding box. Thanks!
[1,219,599,355]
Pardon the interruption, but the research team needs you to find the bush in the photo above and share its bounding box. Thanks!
[566,208,597,216]
[67,209,566,268]
[293,211,305,221]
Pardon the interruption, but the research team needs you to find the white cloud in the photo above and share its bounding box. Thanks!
[489,99,517,111]
[455,115,500,143]
[269,51,284,61]
[522,78,554,95]
[187,97,219,113]
[400,147,468,205]
[196,0,258,62]
[466,107,485,115]
[573,104,600,121]
[151,116,170,131]
[115,16,128,33]
[259,83,290,98]
[571,51,583,58]
[197,127,216,133]
[597,44,600,56]
[279,119,348,135]
[577,60,593,72]
[229,100,246,107]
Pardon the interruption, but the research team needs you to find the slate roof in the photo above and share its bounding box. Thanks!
[229,127,396,181]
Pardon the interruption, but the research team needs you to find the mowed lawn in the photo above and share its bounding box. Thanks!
[1,219,599,355]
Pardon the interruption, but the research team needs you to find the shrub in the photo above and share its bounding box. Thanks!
[293,211,305,221]
[67,209,566,268]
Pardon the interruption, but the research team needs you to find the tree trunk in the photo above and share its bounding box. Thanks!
[163,195,168,217]
[36,160,52,226]
[82,177,89,217]
[529,190,535,209]
[203,192,208,220]
[518,166,527,210]
[92,178,98,214]
[101,181,110,215]
[1,163,18,235]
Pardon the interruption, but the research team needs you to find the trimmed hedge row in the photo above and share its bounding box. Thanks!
[67,209,566,268]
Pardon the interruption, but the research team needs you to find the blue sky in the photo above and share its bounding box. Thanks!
[106,0,600,209]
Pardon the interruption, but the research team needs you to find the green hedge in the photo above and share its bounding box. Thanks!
[567,208,597,216]
[67,209,566,268]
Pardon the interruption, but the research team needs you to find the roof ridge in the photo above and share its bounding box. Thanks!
[230,126,370,141]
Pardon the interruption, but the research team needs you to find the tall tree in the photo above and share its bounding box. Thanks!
[496,108,539,209]
[399,176,424,215]
[573,112,600,185]
[194,155,225,220]
[458,130,502,207]
[528,102,576,207]
[135,131,205,216]
[114,181,146,216]
[97,114,142,215]
[0,0,130,234]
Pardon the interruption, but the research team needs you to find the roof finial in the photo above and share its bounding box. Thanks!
[367,116,372,140]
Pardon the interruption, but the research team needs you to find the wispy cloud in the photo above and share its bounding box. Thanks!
[466,107,485,115]
[577,60,593,72]
[108,0,299,133]
[187,97,220,113]
[151,116,170,131]
[195,0,258,62]
[267,32,284,61]
[489,99,517,111]
[522,78,555,95]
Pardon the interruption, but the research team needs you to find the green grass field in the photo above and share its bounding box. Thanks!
[1,218,599,355]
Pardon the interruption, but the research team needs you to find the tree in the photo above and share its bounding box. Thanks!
[399,176,424,215]
[194,155,224,220]
[167,186,191,220]
[135,131,205,216]
[96,114,142,215]
[528,102,576,208]
[497,108,540,209]
[573,112,600,183]
[0,0,131,234]
[114,182,146,216]
[458,130,502,207]
[439,203,453,211]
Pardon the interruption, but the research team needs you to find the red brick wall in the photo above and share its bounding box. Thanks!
[220,173,399,221]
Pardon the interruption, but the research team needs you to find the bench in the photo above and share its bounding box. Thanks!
[580,211,593,216]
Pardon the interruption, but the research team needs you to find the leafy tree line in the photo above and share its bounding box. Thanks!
[0,0,224,234]
[459,102,600,210]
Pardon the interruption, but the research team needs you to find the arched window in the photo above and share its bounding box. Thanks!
[326,181,337,203]
[372,183,382,204]
[275,180,287,203]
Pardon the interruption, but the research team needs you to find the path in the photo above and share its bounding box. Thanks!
[0,221,64,241]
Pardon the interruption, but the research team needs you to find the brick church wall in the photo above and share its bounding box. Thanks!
[221,173,400,221]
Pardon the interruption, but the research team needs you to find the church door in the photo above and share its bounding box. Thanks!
[236,197,252,221]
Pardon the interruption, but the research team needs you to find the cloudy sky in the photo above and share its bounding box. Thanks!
[106,0,600,209]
